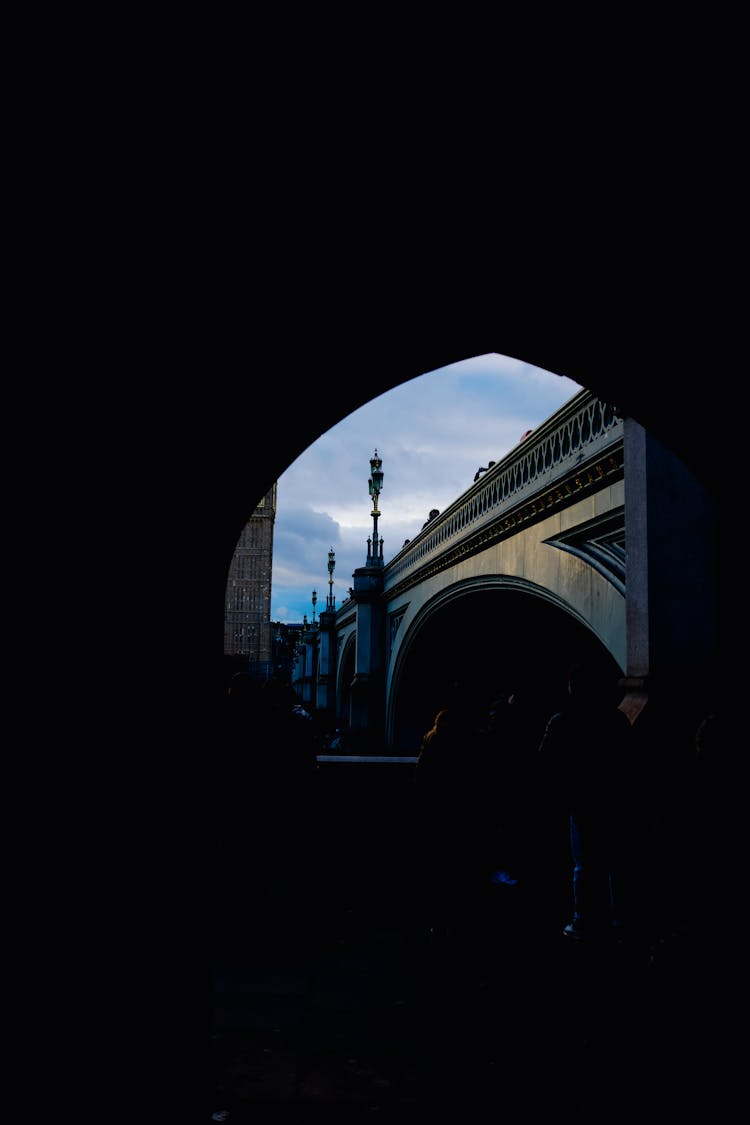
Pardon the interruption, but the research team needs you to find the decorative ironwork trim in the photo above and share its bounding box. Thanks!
[543,507,626,595]
[388,606,407,665]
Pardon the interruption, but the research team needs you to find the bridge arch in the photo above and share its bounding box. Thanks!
[336,632,356,726]
[386,575,624,752]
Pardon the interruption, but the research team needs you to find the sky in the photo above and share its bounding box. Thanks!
[269,353,581,624]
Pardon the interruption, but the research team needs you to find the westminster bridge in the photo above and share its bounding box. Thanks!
[291,388,717,753]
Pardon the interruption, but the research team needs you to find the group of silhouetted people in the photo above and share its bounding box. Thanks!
[215,661,722,956]
[414,662,722,949]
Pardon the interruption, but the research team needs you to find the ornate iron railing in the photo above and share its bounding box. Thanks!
[384,389,623,591]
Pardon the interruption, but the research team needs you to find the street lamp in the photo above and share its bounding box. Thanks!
[367,449,384,566]
[327,547,336,609]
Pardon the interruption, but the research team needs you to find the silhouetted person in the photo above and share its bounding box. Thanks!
[477,689,540,886]
[415,689,481,931]
[643,706,737,1117]
[693,711,725,911]
[650,708,727,948]
[217,672,319,951]
[415,708,457,796]
[217,671,262,857]
[473,461,496,482]
[257,675,319,780]
[537,661,636,941]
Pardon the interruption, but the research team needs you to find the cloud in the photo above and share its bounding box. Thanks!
[267,354,581,622]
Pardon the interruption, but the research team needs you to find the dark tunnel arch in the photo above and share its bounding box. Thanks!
[190,128,741,1123]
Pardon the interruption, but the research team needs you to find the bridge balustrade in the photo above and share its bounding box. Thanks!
[384,390,622,590]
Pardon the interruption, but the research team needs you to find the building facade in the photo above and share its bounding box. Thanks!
[223,483,277,679]
[270,621,306,679]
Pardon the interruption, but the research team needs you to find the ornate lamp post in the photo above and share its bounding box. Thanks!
[327,547,336,609]
[349,449,386,742]
[367,448,384,566]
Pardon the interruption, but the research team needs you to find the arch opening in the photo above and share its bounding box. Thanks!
[391,586,622,752]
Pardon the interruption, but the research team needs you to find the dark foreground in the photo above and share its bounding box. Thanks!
[208,761,737,1123]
